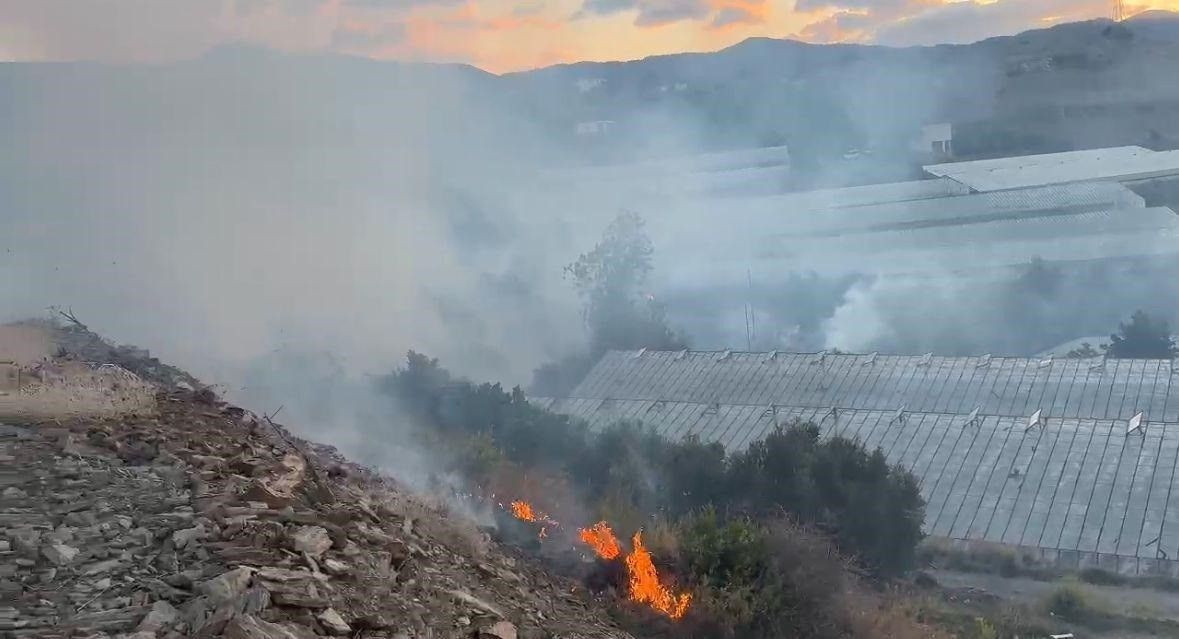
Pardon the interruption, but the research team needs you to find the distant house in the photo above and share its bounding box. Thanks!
[575,120,615,136]
[910,123,953,158]
[575,78,606,93]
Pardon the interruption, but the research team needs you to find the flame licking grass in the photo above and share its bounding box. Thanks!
[625,532,692,620]
[510,500,539,522]
[506,502,690,619]
[578,521,622,560]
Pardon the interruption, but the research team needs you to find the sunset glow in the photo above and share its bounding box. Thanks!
[1,1,1177,72]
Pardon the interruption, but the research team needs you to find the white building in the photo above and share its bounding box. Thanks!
[575,78,606,93]
[574,120,615,136]
[911,122,954,158]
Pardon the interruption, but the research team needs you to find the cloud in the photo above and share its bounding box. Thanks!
[512,1,547,16]
[331,21,408,51]
[343,0,464,8]
[580,0,710,26]
[709,1,770,28]
[874,0,1105,45]
[711,6,753,27]
[793,0,1112,46]
[794,0,922,11]
[798,10,876,41]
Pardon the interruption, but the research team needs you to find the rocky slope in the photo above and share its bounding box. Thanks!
[0,324,634,639]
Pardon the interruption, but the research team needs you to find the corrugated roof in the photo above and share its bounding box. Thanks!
[925,147,1179,192]
[763,206,1179,249]
[735,177,971,211]
[567,350,1179,422]
[535,348,1179,563]
[739,207,1179,277]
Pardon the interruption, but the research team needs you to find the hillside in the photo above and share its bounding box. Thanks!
[506,13,1179,162]
[1,13,1178,169]
[0,322,633,639]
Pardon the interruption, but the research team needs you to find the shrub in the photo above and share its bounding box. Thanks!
[670,513,848,639]
[727,423,925,577]
[380,354,925,578]
[1079,567,1127,587]
[1043,581,1103,621]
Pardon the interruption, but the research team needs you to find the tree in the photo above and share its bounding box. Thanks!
[531,212,686,395]
[564,211,686,354]
[1106,310,1178,359]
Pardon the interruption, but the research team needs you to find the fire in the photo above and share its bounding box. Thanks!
[624,532,692,620]
[510,500,539,522]
[500,500,691,619]
[578,521,621,560]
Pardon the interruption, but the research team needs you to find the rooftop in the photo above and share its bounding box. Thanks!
[535,349,1179,567]
[925,147,1179,192]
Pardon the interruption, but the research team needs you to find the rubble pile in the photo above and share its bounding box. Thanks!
[0,333,635,639]
[42,320,202,392]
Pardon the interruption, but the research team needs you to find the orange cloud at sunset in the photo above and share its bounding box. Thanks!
[0,0,1178,72]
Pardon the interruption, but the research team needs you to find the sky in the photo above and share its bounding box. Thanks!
[0,0,1177,73]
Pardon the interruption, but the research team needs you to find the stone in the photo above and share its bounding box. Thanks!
[2,486,27,499]
[171,526,205,550]
[320,558,350,577]
[352,613,396,630]
[254,567,316,583]
[316,608,351,635]
[84,559,124,575]
[287,526,331,558]
[478,620,518,639]
[199,567,255,604]
[137,600,180,633]
[268,586,328,609]
[42,542,80,566]
[12,528,41,558]
[223,615,315,639]
[447,590,505,619]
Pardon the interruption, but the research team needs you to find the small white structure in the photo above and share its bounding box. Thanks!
[575,120,615,136]
[575,78,605,93]
[911,123,953,157]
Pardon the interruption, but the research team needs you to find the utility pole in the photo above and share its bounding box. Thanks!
[744,269,756,351]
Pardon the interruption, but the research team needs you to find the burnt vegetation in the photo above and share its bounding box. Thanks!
[378,351,927,637]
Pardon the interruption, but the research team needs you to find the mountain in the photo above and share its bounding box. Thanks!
[504,14,1179,162]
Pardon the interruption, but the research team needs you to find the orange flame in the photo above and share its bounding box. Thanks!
[510,500,538,522]
[501,499,691,619]
[624,531,692,620]
[578,521,621,560]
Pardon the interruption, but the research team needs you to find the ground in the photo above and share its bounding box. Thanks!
[0,322,633,639]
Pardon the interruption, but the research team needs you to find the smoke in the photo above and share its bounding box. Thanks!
[821,257,1179,356]
[4,21,1178,493]
[0,51,594,388]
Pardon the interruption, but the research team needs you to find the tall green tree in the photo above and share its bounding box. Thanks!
[531,212,686,396]
[1106,310,1178,359]
[564,211,686,354]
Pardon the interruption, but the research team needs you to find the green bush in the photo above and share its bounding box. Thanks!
[728,423,925,577]
[670,513,855,639]
[380,354,925,578]
[1043,581,1102,621]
